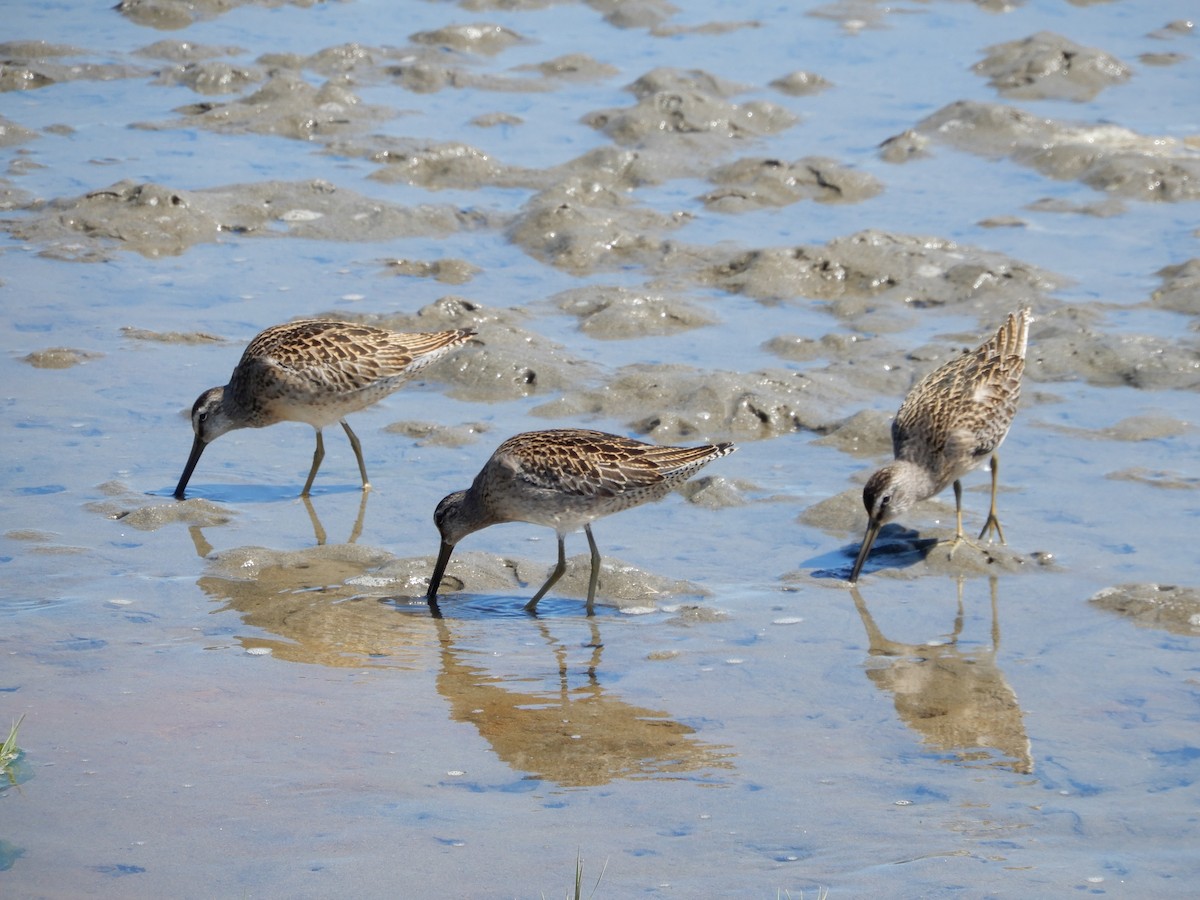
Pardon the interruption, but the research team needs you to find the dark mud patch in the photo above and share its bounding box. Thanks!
[1025,196,1128,218]
[201,542,708,629]
[22,347,103,369]
[553,285,716,339]
[974,31,1131,102]
[0,40,148,92]
[342,136,548,190]
[1090,583,1200,636]
[150,59,264,95]
[136,71,393,139]
[351,297,593,403]
[676,475,750,509]
[116,0,325,30]
[531,362,868,442]
[1107,468,1200,491]
[133,40,249,62]
[582,67,797,160]
[383,257,481,284]
[1026,307,1200,390]
[810,409,898,458]
[410,23,527,56]
[86,482,234,531]
[508,185,690,274]
[431,550,711,613]
[770,70,832,96]
[697,230,1063,310]
[888,100,1200,202]
[384,419,492,449]
[5,178,493,260]
[702,156,882,211]
[1153,259,1200,315]
[120,326,225,345]
[515,53,620,83]
[0,115,39,147]
[1039,413,1193,443]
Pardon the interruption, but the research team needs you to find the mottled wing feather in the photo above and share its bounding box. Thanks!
[893,309,1029,466]
[230,320,472,402]
[497,429,732,499]
[227,353,280,413]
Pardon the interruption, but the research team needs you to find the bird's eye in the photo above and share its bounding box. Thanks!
[879,495,891,510]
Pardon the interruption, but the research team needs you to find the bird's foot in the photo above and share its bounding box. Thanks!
[977,513,1006,545]
[940,533,995,564]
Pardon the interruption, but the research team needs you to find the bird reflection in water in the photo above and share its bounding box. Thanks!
[433,617,735,788]
[850,578,1032,775]
[190,493,436,668]
[302,493,369,547]
[192,533,735,787]
[187,492,369,559]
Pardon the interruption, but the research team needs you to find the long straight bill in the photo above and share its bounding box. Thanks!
[174,435,207,500]
[849,516,883,583]
[426,540,455,603]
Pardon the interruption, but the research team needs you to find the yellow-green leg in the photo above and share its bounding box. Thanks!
[946,478,970,560]
[302,429,325,497]
[526,534,568,613]
[584,524,601,617]
[953,478,965,542]
[977,453,1006,544]
[340,419,371,492]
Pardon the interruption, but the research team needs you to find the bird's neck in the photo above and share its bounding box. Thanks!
[891,459,943,504]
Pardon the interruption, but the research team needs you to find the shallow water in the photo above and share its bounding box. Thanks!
[3,0,1199,896]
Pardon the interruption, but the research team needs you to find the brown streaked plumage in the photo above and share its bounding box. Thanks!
[849,308,1031,582]
[174,319,474,499]
[426,429,736,614]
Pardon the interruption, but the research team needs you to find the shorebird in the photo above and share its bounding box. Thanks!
[426,429,735,614]
[848,308,1031,582]
[173,319,474,499]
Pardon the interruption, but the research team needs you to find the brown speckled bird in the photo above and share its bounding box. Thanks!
[174,319,474,499]
[849,308,1031,582]
[427,429,735,614]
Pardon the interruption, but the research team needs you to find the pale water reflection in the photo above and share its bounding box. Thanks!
[303,493,368,547]
[432,617,735,788]
[851,579,1033,776]
[195,536,429,669]
[194,525,733,786]
[187,491,368,556]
